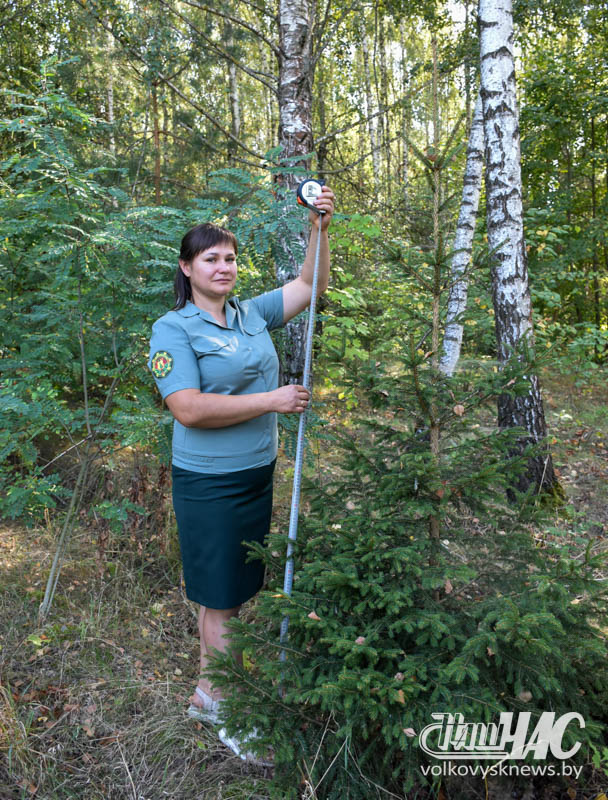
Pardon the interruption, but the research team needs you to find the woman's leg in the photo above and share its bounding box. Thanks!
[190,604,242,706]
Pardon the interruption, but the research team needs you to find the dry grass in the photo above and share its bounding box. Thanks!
[0,513,276,799]
[1,364,607,799]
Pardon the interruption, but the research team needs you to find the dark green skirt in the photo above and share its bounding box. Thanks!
[171,459,276,609]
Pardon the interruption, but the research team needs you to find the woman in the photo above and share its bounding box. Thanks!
[148,186,334,763]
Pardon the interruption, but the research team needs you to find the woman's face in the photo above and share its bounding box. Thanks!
[179,242,237,305]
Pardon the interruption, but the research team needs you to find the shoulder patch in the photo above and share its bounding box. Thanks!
[151,350,174,378]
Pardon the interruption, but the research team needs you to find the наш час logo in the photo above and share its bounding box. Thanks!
[419,712,585,761]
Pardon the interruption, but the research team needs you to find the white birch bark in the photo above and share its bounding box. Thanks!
[440,93,484,376]
[104,23,116,156]
[399,20,409,210]
[359,17,381,195]
[225,24,241,143]
[276,0,315,383]
[378,16,391,202]
[479,0,558,495]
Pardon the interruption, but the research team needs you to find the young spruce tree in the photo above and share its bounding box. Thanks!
[205,90,608,799]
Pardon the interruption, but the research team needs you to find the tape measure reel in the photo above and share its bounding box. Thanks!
[297,178,325,213]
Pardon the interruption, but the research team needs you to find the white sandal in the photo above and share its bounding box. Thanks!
[187,686,224,725]
[218,726,274,767]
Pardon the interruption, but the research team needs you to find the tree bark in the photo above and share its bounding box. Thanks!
[106,40,115,155]
[151,81,161,205]
[590,115,601,358]
[399,20,409,212]
[378,15,391,203]
[226,23,242,147]
[276,0,315,384]
[440,93,484,377]
[359,16,381,195]
[478,0,559,498]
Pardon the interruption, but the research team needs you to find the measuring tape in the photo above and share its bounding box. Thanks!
[279,179,325,684]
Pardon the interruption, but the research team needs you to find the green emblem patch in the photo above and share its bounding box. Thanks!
[151,350,173,378]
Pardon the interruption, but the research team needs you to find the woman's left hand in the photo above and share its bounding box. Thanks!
[309,185,335,231]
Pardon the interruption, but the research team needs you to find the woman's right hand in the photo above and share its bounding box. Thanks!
[270,384,310,413]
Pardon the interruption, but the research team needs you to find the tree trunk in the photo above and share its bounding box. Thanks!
[226,23,242,148]
[378,15,391,203]
[107,49,115,154]
[440,93,484,377]
[276,0,315,384]
[359,17,381,196]
[464,0,473,131]
[478,0,559,498]
[399,20,409,212]
[151,81,161,205]
[590,115,601,359]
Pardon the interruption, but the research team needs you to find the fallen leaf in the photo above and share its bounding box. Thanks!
[453,404,465,416]
[99,734,121,746]
[487,647,494,657]
[444,578,453,594]
[396,689,405,704]
[308,611,321,621]
[403,727,417,737]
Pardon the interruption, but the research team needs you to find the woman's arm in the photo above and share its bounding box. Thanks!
[165,385,310,428]
[282,185,335,324]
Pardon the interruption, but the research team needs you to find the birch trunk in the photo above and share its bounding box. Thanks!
[378,16,391,203]
[226,24,241,145]
[440,93,484,376]
[479,0,559,496]
[359,17,381,195]
[151,81,161,205]
[107,60,115,155]
[276,0,315,384]
[399,21,409,211]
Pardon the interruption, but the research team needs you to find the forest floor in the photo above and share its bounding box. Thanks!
[0,363,607,800]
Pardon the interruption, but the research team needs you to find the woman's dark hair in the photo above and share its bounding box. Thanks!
[173,222,238,310]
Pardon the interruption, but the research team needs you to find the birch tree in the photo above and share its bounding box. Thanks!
[225,23,242,146]
[440,93,484,376]
[478,0,559,496]
[359,15,381,196]
[399,20,410,211]
[275,0,316,384]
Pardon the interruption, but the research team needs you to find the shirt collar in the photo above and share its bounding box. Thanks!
[176,299,237,330]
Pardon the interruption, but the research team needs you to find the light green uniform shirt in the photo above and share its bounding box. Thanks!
[148,288,284,473]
